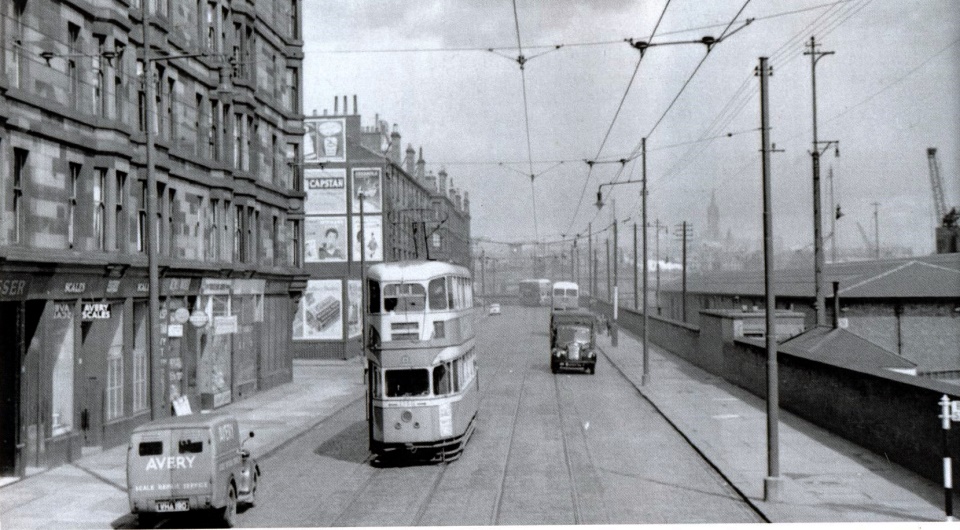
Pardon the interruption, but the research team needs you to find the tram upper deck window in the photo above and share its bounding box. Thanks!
[554,288,564,296]
[367,280,381,313]
[384,368,429,397]
[429,278,447,310]
[383,283,425,312]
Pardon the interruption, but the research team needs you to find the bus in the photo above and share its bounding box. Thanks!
[364,261,479,462]
[519,278,551,307]
[551,281,579,312]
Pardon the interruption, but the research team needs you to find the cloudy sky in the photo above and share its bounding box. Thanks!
[302,0,959,257]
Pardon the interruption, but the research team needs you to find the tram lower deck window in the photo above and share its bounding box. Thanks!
[385,368,429,397]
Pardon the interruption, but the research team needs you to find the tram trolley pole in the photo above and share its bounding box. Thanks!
[940,395,960,521]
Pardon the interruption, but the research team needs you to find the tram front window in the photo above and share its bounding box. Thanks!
[428,278,447,310]
[385,368,430,397]
[383,283,426,312]
[433,364,451,395]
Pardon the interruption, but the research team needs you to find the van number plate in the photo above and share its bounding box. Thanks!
[156,499,189,512]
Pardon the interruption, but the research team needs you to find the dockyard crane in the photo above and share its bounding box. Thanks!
[928,148,957,227]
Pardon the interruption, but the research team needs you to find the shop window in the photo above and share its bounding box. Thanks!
[50,306,75,437]
[105,307,124,421]
[132,302,148,413]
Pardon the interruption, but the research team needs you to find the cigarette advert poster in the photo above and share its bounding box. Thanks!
[305,168,347,215]
[351,168,382,214]
[352,215,383,262]
[292,279,343,341]
[347,279,361,339]
[304,118,346,163]
[305,217,348,263]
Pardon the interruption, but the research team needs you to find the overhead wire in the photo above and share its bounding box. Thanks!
[563,0,673,239]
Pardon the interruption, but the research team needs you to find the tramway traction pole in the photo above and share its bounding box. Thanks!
[941,395,956,521]
[641,137,649,386]
[758,56,782,502]
[359,191,372,451]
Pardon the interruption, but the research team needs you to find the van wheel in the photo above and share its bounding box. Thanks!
[248,473,258,507]
[222,483,238,527]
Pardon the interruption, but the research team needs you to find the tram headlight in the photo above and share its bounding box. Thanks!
[401,410,413,423]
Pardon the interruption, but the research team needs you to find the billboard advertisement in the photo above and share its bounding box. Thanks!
[304,118,346,163]
[352,215,383,262]
[305,217,348,262]
[304,168,347,215]
[347,279,362,339]
[351,168,382,214]
[292,280,343,341]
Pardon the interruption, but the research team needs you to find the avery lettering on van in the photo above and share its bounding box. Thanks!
[145,456,196,470]
[0,280,27,297]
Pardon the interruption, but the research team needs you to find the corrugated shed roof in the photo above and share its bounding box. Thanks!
[662,253,960,298]
[780,326,917,371]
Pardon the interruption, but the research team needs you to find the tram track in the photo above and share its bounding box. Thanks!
[595,345,771,523]
[489,369,529,526]
[551,374,585,525]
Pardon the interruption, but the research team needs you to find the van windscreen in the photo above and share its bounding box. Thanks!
[139,441,163,456]
[179,439,203,453]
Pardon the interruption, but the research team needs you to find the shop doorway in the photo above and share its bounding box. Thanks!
[0,302,19,475]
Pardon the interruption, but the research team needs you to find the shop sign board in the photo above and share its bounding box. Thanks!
[232,279,265,295]
[189,310,209,327]
[213,315,238,335]
[167,323,184,337]
[81,303,111,321]
[172,307,190,324]
[163,277,194,296]
[0,276,30,300]
[201,278,232,295]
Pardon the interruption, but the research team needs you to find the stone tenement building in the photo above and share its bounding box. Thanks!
[0,0,306,478]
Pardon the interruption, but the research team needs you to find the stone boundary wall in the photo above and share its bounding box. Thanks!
[589,298,960,485]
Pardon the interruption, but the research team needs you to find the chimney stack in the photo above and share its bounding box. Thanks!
[342,95,348,114]
[416,147,426,181]
[425,170,437,193]
[353,94,358,115]
[333,96,338,114]
[438,168,448,196]
[390,124,401,164]
[404,144,416,174]
[463,191,470,212]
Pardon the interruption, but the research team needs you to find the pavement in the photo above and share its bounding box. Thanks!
[596,326,950,523]
[0,325,952,528]
[0,359,366,529]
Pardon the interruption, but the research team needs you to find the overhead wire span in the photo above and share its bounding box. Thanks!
[563,0,673,238]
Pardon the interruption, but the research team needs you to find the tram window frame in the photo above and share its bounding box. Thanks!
[446,277,455,309]
[433,363,452,396]
[370,364,382,398]
[452,359,460,392]
[383,283,426,312]
[384,368,430,397]
[368,280,381,313]
[428,277,447,311]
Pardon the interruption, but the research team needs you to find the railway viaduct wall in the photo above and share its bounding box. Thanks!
[590,298,960,486]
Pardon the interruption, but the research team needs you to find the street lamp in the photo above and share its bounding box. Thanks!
[141,10,216,418]
[595,154,649,384]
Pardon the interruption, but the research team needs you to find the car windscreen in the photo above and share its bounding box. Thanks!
[556,325,591,344]
[384,368,430,397]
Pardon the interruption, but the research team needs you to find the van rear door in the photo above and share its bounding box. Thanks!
[129,431,172,506]
[170,427,211,500]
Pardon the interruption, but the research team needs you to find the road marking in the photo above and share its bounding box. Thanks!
[712,414,740,420]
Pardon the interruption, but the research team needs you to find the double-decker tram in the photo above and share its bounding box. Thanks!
[364,261,479,462]
[518,278,551,306]
[551,281,579,312]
